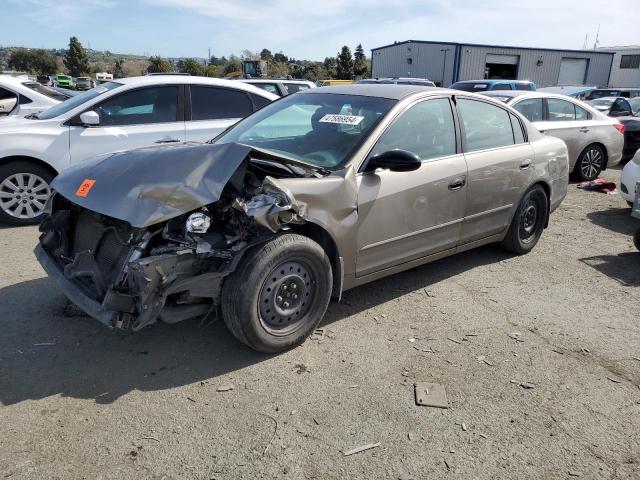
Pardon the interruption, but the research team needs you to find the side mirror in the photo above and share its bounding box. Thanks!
[365,149,422,172]
[79,110,100,126]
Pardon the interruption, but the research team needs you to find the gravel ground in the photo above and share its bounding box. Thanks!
[1,167,639,480]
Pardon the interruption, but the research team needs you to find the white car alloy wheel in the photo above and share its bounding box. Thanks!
[0,173,51,220]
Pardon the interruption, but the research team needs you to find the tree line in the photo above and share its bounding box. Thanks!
[5,36,370,82]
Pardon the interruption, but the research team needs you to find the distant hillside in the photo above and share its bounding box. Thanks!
[0,46,206,76]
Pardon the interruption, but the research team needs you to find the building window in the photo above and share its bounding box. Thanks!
[620,55,640,69]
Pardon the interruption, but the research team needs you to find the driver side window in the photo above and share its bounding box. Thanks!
[94,86,179,126]
[370,98,456,161]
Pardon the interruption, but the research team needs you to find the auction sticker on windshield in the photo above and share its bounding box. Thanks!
[319,114,364,125]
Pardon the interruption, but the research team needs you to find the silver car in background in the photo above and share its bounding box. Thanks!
[483,91,624,181]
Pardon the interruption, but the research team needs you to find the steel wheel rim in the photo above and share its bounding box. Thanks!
[258,261,315,336]
[0,173,51,219]
[581,148,602,179]
[519,197,539,243]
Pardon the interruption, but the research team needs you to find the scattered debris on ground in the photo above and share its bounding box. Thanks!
[414,383,448,408]
[342,442,381,456]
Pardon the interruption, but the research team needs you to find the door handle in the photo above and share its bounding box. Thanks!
[155,136,181,144]
[448,176,466,190]
[520,159,532,170]
[579,127,589,133]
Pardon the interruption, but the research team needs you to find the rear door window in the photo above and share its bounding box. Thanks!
[512,98,543,122]
[575,105,591,120]
[254,83,279,95]
[190,86,253,120]
[510,114,525,143]
[547,98,576,121]
[457,98,515,151]
[285,83,310,94]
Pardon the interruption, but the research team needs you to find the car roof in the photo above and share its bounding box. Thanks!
[111,75,279,99]
[453,79,533,84]
[240,78,313,84]
[306,84,444,99]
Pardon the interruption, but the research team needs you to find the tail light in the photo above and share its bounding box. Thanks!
[613,123,625,135]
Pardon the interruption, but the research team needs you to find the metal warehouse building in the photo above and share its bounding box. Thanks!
[371,40,614,88]
[597,46,640,87]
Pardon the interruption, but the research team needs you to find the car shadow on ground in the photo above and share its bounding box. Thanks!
[586,206,639,236]
[579,252,640,287]
[0,245,513,406]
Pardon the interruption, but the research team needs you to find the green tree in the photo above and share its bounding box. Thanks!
[353,44,368,78]
[273,52,288,64]
[323,57,337,78]
[204,64,218,77]
[147,56,173,73]
[177,58,205,76]
[223,55,242,76]
[335,46,354,80]
[63,36,90,77]
[8,48,57,75]
[113,59,125,79]
[260,48,273,63]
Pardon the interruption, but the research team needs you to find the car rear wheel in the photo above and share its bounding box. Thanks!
[501,185,548,255]
[573,144,605,181]
[0,161,54,226]
[221,234,333,353]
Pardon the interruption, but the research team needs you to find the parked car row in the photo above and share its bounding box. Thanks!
[34,84,569,352]
[0,75,277,225]
[0,75,61,117]
[481,90,624,181]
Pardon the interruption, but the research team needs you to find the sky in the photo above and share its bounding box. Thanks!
[3,0,639,61]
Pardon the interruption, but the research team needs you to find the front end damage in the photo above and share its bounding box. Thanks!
[35,143,315,331]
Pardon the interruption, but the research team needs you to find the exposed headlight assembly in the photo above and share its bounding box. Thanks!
[186,211,211,233]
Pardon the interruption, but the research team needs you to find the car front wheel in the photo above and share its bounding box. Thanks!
[0,161,53,226]
[573,144,605,181]
[221,234,333,353]
[501,185,548,255]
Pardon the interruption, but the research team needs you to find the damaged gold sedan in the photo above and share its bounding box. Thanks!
[35,85,569,352]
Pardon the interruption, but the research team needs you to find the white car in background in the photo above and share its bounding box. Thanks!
[239,78,316,96]
[0,75,61,118]
[0,75,277,225]
[483,91,624,181]
[620,149,640,206]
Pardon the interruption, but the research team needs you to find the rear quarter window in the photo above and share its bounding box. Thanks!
[191,86,253,120]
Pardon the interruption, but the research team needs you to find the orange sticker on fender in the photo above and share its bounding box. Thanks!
[75,179,96,197]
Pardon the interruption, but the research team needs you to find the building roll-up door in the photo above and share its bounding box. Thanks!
[558,58,588,85]
[486,54,519,65]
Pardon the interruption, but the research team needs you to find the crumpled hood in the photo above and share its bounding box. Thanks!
[52,142,254,228]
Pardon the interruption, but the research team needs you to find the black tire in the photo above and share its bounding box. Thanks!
[572,144,605,181]
[501,185,548,255]
[634,228,640,252]
[0,161,54,226]
[221,234,333,353]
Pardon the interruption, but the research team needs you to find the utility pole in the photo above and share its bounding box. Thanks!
[593,24,600,49]
[440,48,450,87]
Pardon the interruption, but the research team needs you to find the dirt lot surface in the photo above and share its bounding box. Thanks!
[1,167,639,480]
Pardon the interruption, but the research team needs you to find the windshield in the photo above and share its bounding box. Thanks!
[36,81,122,120]
[589,98,615,108]
[22,82,67,101]
[213,92,396,169]
[451,82,489,92]
[584,90,621,100]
